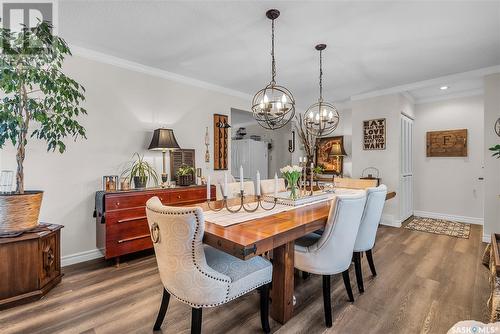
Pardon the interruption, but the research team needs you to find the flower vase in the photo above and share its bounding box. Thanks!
[288,183,298,200]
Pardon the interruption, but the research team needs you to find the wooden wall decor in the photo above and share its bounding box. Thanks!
[316,136,344,175]
[170,149,196,184]
[363,118,386,150]
[213,114,229,170]
[426,129,468,157]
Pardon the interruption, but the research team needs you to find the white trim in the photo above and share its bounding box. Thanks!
[69,45,252,101]
[413,210,483,225]
[402,91,415,105]
[351,65,500,101]
[61,248,104,267]
[415,89,483,104]
[483,233,491,243]
[380,214,402,228]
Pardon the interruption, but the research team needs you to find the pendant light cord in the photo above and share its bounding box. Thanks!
[271,18,276,85]
[319,49,323,102]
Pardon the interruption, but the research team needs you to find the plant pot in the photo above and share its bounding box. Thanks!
[0,191,43,235]
[178,174,192,186]
[133,176,148,189]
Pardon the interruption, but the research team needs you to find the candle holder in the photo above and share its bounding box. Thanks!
[206,190,278,213]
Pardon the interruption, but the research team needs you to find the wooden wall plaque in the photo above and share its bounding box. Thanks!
[213,114,229,170]
[426,129,467,157]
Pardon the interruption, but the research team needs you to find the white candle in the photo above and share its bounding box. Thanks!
[274,172,278,197]
[299,157,303,163]
[240,165,244,191]
[256,171,261,196]
[207,175,211,200]
[224,172,228,197]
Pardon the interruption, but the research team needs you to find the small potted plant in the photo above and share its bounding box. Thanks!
[177,164,195,186]
[490,144,500,159]
[121,153,159,189]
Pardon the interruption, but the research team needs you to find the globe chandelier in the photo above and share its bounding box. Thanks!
[251,9,295,130]
[304,44,339,137]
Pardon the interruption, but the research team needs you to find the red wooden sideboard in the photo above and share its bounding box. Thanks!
[96,185,215,265]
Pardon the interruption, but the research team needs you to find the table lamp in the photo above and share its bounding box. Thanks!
[328,141,347,178]
[148,128,180,183]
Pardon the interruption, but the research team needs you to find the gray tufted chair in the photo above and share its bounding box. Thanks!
[352,184,387,293]
[294,192,367,327]
[145,197,273,333]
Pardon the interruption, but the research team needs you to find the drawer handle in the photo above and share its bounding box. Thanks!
[118,234,151,243]
[117,216,146,223]
[177,195,181,199]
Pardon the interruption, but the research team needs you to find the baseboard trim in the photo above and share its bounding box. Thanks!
[413,211,483,225]
[61,248,104,267]
[380,215,402,228]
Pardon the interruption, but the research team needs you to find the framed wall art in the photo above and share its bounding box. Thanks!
[315,136,344,175]
[363,118,386,150]
[426,129,467,157]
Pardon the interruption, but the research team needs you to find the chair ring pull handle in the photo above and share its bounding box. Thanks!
[151,223,160,243]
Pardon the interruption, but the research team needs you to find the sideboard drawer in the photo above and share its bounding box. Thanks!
[105,207,147,225]
[169,188,206,205]
[105,234,153,259]
[105,192,170,210]
[107,218,150,242]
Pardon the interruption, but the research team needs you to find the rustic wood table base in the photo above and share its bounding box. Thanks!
[270,241,295,323]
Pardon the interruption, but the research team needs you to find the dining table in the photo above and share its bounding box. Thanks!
[197,189,396,325]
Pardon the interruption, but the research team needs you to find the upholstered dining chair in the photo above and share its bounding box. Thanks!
[260,178,286,195]
[145,197,273,334]
[294,193,367,327]
[352,184,387,293]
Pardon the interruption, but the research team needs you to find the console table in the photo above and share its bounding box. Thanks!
[0,224,63,310]
[96,185,215,265]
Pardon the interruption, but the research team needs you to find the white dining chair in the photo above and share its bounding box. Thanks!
[145,197,273,333]
[216,181,255,200]
[260,178,286,195]
[352,184,387,293]
[294,192,367,327]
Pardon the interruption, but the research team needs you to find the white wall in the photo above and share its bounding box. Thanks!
[483,73,500,241]
[413,95,484,224]
[351,93,414,226]
[0,55,249,263]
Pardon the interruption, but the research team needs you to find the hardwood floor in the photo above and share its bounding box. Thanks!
[0,225,489,334]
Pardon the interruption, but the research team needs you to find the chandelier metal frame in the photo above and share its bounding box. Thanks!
[251,9,295,130]
[304,44,340,137]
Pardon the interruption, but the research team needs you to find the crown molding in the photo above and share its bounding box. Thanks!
[415,88,483,105]
[69,44,253,101]
[351,65,500,101]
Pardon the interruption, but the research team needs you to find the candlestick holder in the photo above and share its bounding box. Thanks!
[206,190,278,213]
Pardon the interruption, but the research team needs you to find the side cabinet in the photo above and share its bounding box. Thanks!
[97,185,215,264]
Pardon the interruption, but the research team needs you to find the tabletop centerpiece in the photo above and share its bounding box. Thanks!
[280,165,302,200]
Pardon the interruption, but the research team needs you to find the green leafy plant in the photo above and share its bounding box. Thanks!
[0,21,87,193]
[313,165,325,175]
[490,144,500,159]
[176,164,195,176]
[121,153,158,186]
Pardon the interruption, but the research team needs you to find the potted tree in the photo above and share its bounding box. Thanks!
[0,22,87,234]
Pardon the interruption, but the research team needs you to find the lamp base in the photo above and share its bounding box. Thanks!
[161,174,168,183]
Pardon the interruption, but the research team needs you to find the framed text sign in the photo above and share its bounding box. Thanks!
[426,129,467,157]
[363,118,386,150]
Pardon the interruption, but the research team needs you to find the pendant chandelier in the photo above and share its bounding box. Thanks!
[252,9,295,130]
[304,44,339,137]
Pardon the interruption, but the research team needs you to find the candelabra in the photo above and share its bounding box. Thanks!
[206,191,278,213]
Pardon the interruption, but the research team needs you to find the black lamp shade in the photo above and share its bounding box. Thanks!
[148,128,180,151]
[330,142,347,156]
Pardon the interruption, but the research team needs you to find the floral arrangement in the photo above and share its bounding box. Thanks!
[280,165,302,200]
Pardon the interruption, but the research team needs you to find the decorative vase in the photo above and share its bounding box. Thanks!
[288,183,298,201]
[0,191,43,235]
[133,176,148,189]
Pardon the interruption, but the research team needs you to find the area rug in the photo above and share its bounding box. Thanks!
[404,217,470,239]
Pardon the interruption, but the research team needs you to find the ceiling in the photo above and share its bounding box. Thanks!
[59,1,500,108]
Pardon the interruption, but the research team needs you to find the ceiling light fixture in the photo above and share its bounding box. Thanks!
[251,9,295,130]
[440,86,449,90]
[304,44,339,137]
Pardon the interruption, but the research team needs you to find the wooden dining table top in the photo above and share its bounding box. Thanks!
[199,190,396,260]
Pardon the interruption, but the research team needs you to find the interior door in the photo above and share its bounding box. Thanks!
[400,114,414,222]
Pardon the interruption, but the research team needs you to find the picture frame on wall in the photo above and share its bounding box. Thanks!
[315,136,344,175]
[363,118,386,150]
